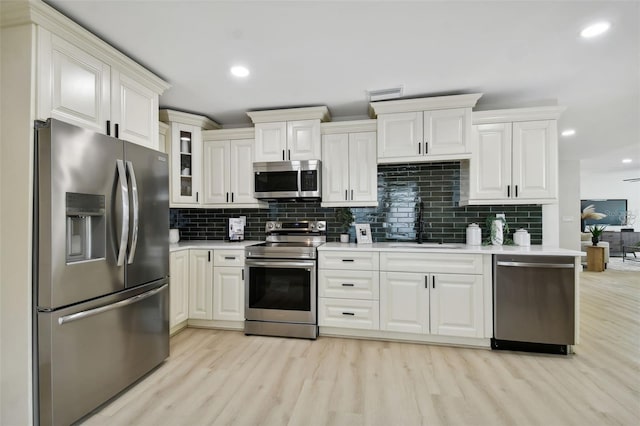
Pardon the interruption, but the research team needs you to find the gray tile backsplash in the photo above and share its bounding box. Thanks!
[170,162,542,244]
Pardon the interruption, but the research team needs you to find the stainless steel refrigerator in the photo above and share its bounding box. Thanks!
[34,119,170,425]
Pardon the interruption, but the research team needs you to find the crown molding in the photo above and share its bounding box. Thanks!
[321,119,377,134]
[247,106,330,123]
[202,127,255,141]
[473,106,567,124]
[1,0,170,94]
[158,121,169,135]
[160,109,220,129]
[369,93,482,117]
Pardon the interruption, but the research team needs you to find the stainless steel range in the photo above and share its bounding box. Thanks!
[245,221,326,339]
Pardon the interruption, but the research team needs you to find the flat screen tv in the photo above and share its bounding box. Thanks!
[580,199,628,226]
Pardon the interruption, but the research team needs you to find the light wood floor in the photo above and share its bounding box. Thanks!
[83,268,640,426]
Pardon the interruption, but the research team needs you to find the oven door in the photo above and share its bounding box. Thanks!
[245,259,316,324]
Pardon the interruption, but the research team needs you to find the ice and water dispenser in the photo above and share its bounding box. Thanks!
[65,192,106,263]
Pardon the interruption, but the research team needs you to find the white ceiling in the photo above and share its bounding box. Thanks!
[45,0,639,174]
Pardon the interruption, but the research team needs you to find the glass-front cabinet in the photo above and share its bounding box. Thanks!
[179,130,194,198]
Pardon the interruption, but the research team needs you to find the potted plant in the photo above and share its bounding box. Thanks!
[335,207,354,243]
[588,224,607,246]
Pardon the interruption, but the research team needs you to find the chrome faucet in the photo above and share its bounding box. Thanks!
[416,200,425,244]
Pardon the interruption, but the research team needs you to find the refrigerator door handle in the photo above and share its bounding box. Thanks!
[116,159,129,266]
[126,160,139,264]
[58,284,168,325]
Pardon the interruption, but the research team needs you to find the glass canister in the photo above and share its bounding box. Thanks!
[466,223,482,245]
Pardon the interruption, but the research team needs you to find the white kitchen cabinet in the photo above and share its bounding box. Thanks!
[318,250,380,330]
[189,250,213,320]
[370,94,482,164]
[460,107,564,206]
[202,135,265,208]
[254,119,321,162]
[161,109,220,207]
[37,28,165,149]
[247,106,330,162]
[212,250,245,322]
[321,131,377,207]
[380,271,428,333]
[430,274,483,338]
[169,250,189,330]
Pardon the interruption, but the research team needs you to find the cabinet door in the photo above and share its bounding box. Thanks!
[111,70,159,149]
[380,272,429,333]
[425,108,469,156]
[512,120,557,200]
[189,250,213,320]
[287,119,321,160]
[170,123,202,205]
[321,133,350,202]
[255,122,287,162]
[470,123,512,200]
[230,139,258,204]
[430,274,483,338]
[377,112,422,160]
[169,251,189,328]
[348,132,377,203]
[37,30,110,133]
[203,140,230,204]
[213,267,245,321]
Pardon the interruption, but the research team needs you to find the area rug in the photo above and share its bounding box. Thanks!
[607,256,640,272]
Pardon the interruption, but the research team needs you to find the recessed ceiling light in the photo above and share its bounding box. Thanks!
[622,158,632,163]
[561,129,576,137]
[580,21,611,38]
[230,65,249,78]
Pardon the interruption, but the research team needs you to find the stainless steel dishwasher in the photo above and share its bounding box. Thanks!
[492,255,576,354]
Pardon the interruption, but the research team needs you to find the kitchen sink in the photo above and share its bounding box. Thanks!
[388,242,464,249]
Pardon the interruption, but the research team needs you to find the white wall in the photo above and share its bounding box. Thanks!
[558,159,581,250]
[581,168,640,232]
[1,24,35,426]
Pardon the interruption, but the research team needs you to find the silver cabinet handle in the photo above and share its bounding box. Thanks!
[116,159,129,266]
[126,161,139,264]
[58,284,167,325]
[496,261,574,269]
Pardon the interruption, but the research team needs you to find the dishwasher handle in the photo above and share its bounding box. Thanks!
[496,261,574,269]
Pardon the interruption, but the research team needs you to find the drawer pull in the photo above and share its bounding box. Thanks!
[224,256,236,260]
[341,259,354,262]
[341,283,355,287]
[342,312,355,316]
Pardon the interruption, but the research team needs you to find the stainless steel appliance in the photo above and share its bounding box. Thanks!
[253,160,321,200]
[493,255,576,354]
[245,221,326,339]
[34,119,169,425]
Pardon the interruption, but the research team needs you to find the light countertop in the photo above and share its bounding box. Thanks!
[319,242,584,256]
[170,240,262,252]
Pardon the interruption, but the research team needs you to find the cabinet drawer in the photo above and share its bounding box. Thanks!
[213,250,245,267]
[319,269,379,300]
[318,298,379,330]
[380,252,483,274]
[318,251,379,270]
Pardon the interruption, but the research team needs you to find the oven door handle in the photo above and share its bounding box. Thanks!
[245,260,315,269]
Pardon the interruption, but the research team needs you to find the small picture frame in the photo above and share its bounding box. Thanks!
[355,223,372,244]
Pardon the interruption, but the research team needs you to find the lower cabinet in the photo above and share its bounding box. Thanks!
[380,271,483,338]
[212,250,245,322]
[189,250,214,320]
[318,298,379,330]
[169,250,189,329]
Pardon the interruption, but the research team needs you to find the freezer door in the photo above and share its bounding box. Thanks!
[37,280,169,426]
[36,119,126,309]
[124,142,169,286]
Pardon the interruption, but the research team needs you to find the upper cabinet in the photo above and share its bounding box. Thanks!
[321,120,378,207]
[160,109,220,207]
[247,106,330,162]
[459,107,565,206]
[370,94,482,164]
[201,128,267,208]
[35,23,169,150]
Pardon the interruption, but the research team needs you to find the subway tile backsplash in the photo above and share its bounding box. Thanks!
[170,162,542,244]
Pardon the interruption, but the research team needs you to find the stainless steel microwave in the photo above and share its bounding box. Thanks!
[253,160,321,200]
